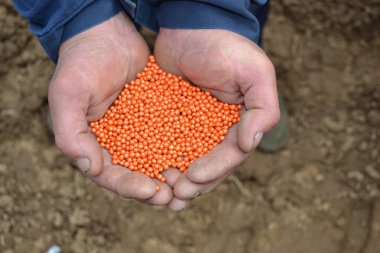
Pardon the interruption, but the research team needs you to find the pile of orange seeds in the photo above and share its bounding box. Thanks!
[90,56,241,182]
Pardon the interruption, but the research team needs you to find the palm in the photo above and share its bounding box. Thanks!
[154,29,279,210]
[49,13,173,205]
[56,31,147,121]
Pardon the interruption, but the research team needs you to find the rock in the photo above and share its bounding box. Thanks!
[42,148,60,164]
[69,208,90,226]
[321,46,349,67]
[315,174,325,183]
[141,238,177,253]
[58,184,74,199]
[94,235,106,246]
[272,196,287,211]
[358,141,368,151]
[368,110,380,126]
[336,217,346,227]
[0,164,7,174]
[365,165,380,180]
[371,149,379,160]
[0,195,13,208]
[322,112,347,132]
[347,171,364,182]
[264,186,278,201]
[341,136,356,152]
[352,110,366,123]
[75,229,87,242]
[49,211,64,228]
[37,169,55,191]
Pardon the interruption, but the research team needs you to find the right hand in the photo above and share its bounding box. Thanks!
[49,12,173,205]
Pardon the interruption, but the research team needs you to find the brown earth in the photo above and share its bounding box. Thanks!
[1,0,380,252]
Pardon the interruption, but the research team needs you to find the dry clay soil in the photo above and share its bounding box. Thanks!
[1,1,380,252]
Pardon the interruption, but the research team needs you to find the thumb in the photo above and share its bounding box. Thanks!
[49,74,103,177]
[237,59,280,153]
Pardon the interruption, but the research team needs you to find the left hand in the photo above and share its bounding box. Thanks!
[154,29,280,211]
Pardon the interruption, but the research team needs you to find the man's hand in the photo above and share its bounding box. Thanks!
[49,13,172,205]
[154,29,280,210]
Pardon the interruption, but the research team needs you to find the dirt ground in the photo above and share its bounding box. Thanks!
[1,1,380,252]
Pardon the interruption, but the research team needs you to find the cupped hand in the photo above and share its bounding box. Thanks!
[49,13,172,205]
[154,29,280,210]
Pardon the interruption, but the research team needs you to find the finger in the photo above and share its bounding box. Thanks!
[185,124,249,184]
[198,87,244,105]
[173,125,248,200]
[89,150,157,200]
[168,197,190,211]
[173,169,232,200]
[162,168,182,187]
[49,74,103,177]
[143,179,173,205]
[237,55,280,152]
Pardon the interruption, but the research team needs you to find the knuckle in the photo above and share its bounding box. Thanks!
[114,176,127,198]
[49,72,87,103]
[54,134,73,155]
[260,57,276,75]
[269,108,281,128]
[158,190,173,205]
[49,79,72,99]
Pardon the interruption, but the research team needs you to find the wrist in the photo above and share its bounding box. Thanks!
[45,0,124,63]
[59,12,142,60]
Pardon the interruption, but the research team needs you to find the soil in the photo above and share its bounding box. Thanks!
[1,0,379,252]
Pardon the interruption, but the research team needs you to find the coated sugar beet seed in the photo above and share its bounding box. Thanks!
[91,56,241,184]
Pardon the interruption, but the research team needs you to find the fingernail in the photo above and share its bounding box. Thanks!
[252,132,264,150]
[170,198,189,211]
[74,157,91,173]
